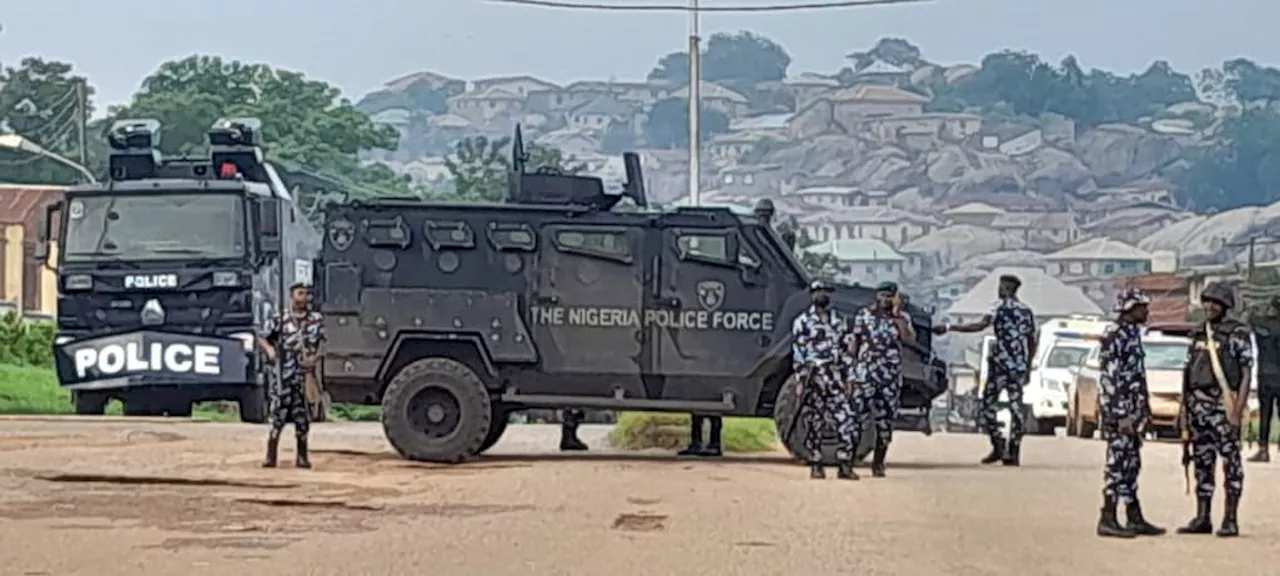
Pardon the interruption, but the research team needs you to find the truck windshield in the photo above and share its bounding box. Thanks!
[1144,342,1188,369]
[1044,345,1092,368]
[62,192,245,262]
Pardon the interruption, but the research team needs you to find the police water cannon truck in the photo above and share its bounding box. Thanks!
[34,118,322,421]
[317,125,947,464]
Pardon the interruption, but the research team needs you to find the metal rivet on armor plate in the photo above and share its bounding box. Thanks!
[338,317,348,326]
[414,317,423,326]
[514,334,524,343]
[491,318,501,329]
[344,361,354,372]
[378,330,387,339]
[490,333,500,342]
[466,297,473,307]
[453,318,463,328]
[374,317,387,328]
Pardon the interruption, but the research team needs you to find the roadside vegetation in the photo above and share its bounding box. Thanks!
[609,412,779,453]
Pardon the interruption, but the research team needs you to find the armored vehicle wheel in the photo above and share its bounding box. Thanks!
[475,405,512,455]
[72,391,109,415]
[382,357,492,463]
[239,386,267,424]
[773,376,875,466]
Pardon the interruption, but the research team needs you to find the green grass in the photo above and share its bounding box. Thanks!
[608,412,778,453]
[1245,416,1280,445]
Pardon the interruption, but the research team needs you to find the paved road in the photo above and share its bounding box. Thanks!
[0,419,1275,576]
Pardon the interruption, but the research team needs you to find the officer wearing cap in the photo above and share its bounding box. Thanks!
[1177,282,1253,538]
[934,274,1037,466]
[791,280,860,480]
[849,281,915,477]
[1096,289,1165,538]
[257,282,324,469]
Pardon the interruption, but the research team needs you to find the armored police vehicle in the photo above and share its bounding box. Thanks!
[34,118,321,421]
[318,128,947,463]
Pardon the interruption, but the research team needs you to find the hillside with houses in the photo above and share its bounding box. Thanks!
[353,39,1280,341]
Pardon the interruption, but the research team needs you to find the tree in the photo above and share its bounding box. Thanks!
[1220,58,1280,104]
[0,58,97,184]
[107,55,410,205]
[846,37,923,72]
[1178,108,1280,210]
[774,217,845,280]
[643,98,730,149]
[442,136,583,202]
[647,31,791,86]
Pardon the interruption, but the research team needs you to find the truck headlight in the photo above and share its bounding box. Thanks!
[212,271,240,287]
[230,331,256,352]
[64,274,93,290]
[54,335,74,345]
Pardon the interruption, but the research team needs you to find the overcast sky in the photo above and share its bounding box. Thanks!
[3,0,1279,110]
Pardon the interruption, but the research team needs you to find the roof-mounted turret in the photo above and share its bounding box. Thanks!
[107,119,163,181]
[209,117,269,183]
[505,124,648,211]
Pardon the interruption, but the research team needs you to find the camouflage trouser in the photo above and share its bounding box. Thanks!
[801,365,860,463]
[863,374,902,449]
[1187,391,1243,500]
[980,370,1026,448]
[268,374,310,440]
[1103,432,1143,503]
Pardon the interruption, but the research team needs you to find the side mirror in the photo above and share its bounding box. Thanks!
[1065,365,1080,376]
[257,199,282,257]
[34,201,63,265]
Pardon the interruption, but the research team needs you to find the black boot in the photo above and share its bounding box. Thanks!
[1126,500,1166,536]
[837,461,859,480]
[702,417,723,457]
[1216,496,1240,538]
[871,444,888,477]
[679,415,705,456]
[810,463,825,479]
[1002,442,1021,467]
[1247,447,1269,463]
[261,436,279,468]
[1097,496,1137,538]
[295,436,312,469]
[559,411,588,451]
[1176,496,1214,534]
[980,439,1004,465]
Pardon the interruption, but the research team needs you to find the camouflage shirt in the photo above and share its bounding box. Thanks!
[850,306,905,385]
[263,309,326,382]
[988,297,1036,375]
[791,306,850,371]
[1098,321,1148,425]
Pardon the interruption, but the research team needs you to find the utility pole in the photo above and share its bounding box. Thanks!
[74,80,88,170]
[686,0,701,207]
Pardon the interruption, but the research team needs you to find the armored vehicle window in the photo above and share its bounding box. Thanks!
[365,215,411,249]
[487,223,537,252]
[424,220,476,250]
[675,232,758,269]
[554,227,632,264]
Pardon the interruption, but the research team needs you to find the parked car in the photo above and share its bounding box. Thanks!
[1066,330,1191,440]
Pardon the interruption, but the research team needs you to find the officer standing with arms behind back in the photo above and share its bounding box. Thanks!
[933,274,1037,466]
[850,281,914,477]
[258,283,325,469]
[1177,282,1252,537]
[1247,296,1280,463]
[1096,289,1166,538]
[792,280,860,480]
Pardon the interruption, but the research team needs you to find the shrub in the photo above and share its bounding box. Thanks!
[0,313,54,368]
[608,412,779,453]
[0,363,69,414]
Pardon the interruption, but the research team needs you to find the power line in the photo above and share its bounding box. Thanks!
[488,0,931,12]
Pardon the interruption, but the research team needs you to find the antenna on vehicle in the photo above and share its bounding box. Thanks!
[507,124,528,203]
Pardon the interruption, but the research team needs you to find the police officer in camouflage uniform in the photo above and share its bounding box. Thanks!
[1177,282,1252,538]
[792,280,860,480]
[1247,296,1280,463]
[850,281,915,477]
[259,283,325,469]
[934,274,1037,466]
[1096,289,1166,538]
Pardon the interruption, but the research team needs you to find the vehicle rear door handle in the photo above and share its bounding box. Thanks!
[535,295,559,305]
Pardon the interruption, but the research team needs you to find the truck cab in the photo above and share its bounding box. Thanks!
[319,127,947,463]
[34,118,320,420]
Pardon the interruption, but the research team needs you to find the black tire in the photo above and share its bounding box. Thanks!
[239,386,267,424]
[381,357,492,463]
[773,375,875,466]
[72,391,109,415]
[475,405,512,455]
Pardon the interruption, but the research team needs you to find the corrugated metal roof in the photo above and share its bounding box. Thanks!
[948,266,1103,317]
[0,184,64,226]
[804,238,904,262]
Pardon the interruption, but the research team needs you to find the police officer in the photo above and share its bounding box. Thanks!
[1096,289,1166,538]
[1247,296,1280,463]
[678,414,723,457]
[934,274,1037,465]
[259,283,325,469]
[792,280,859,480]
[1177,282,1252,538]
[560,409,588,451]
[850,281,914,477]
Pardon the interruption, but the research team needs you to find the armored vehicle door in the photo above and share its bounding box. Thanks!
[529,223,647,394]
[649,225,782,399]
